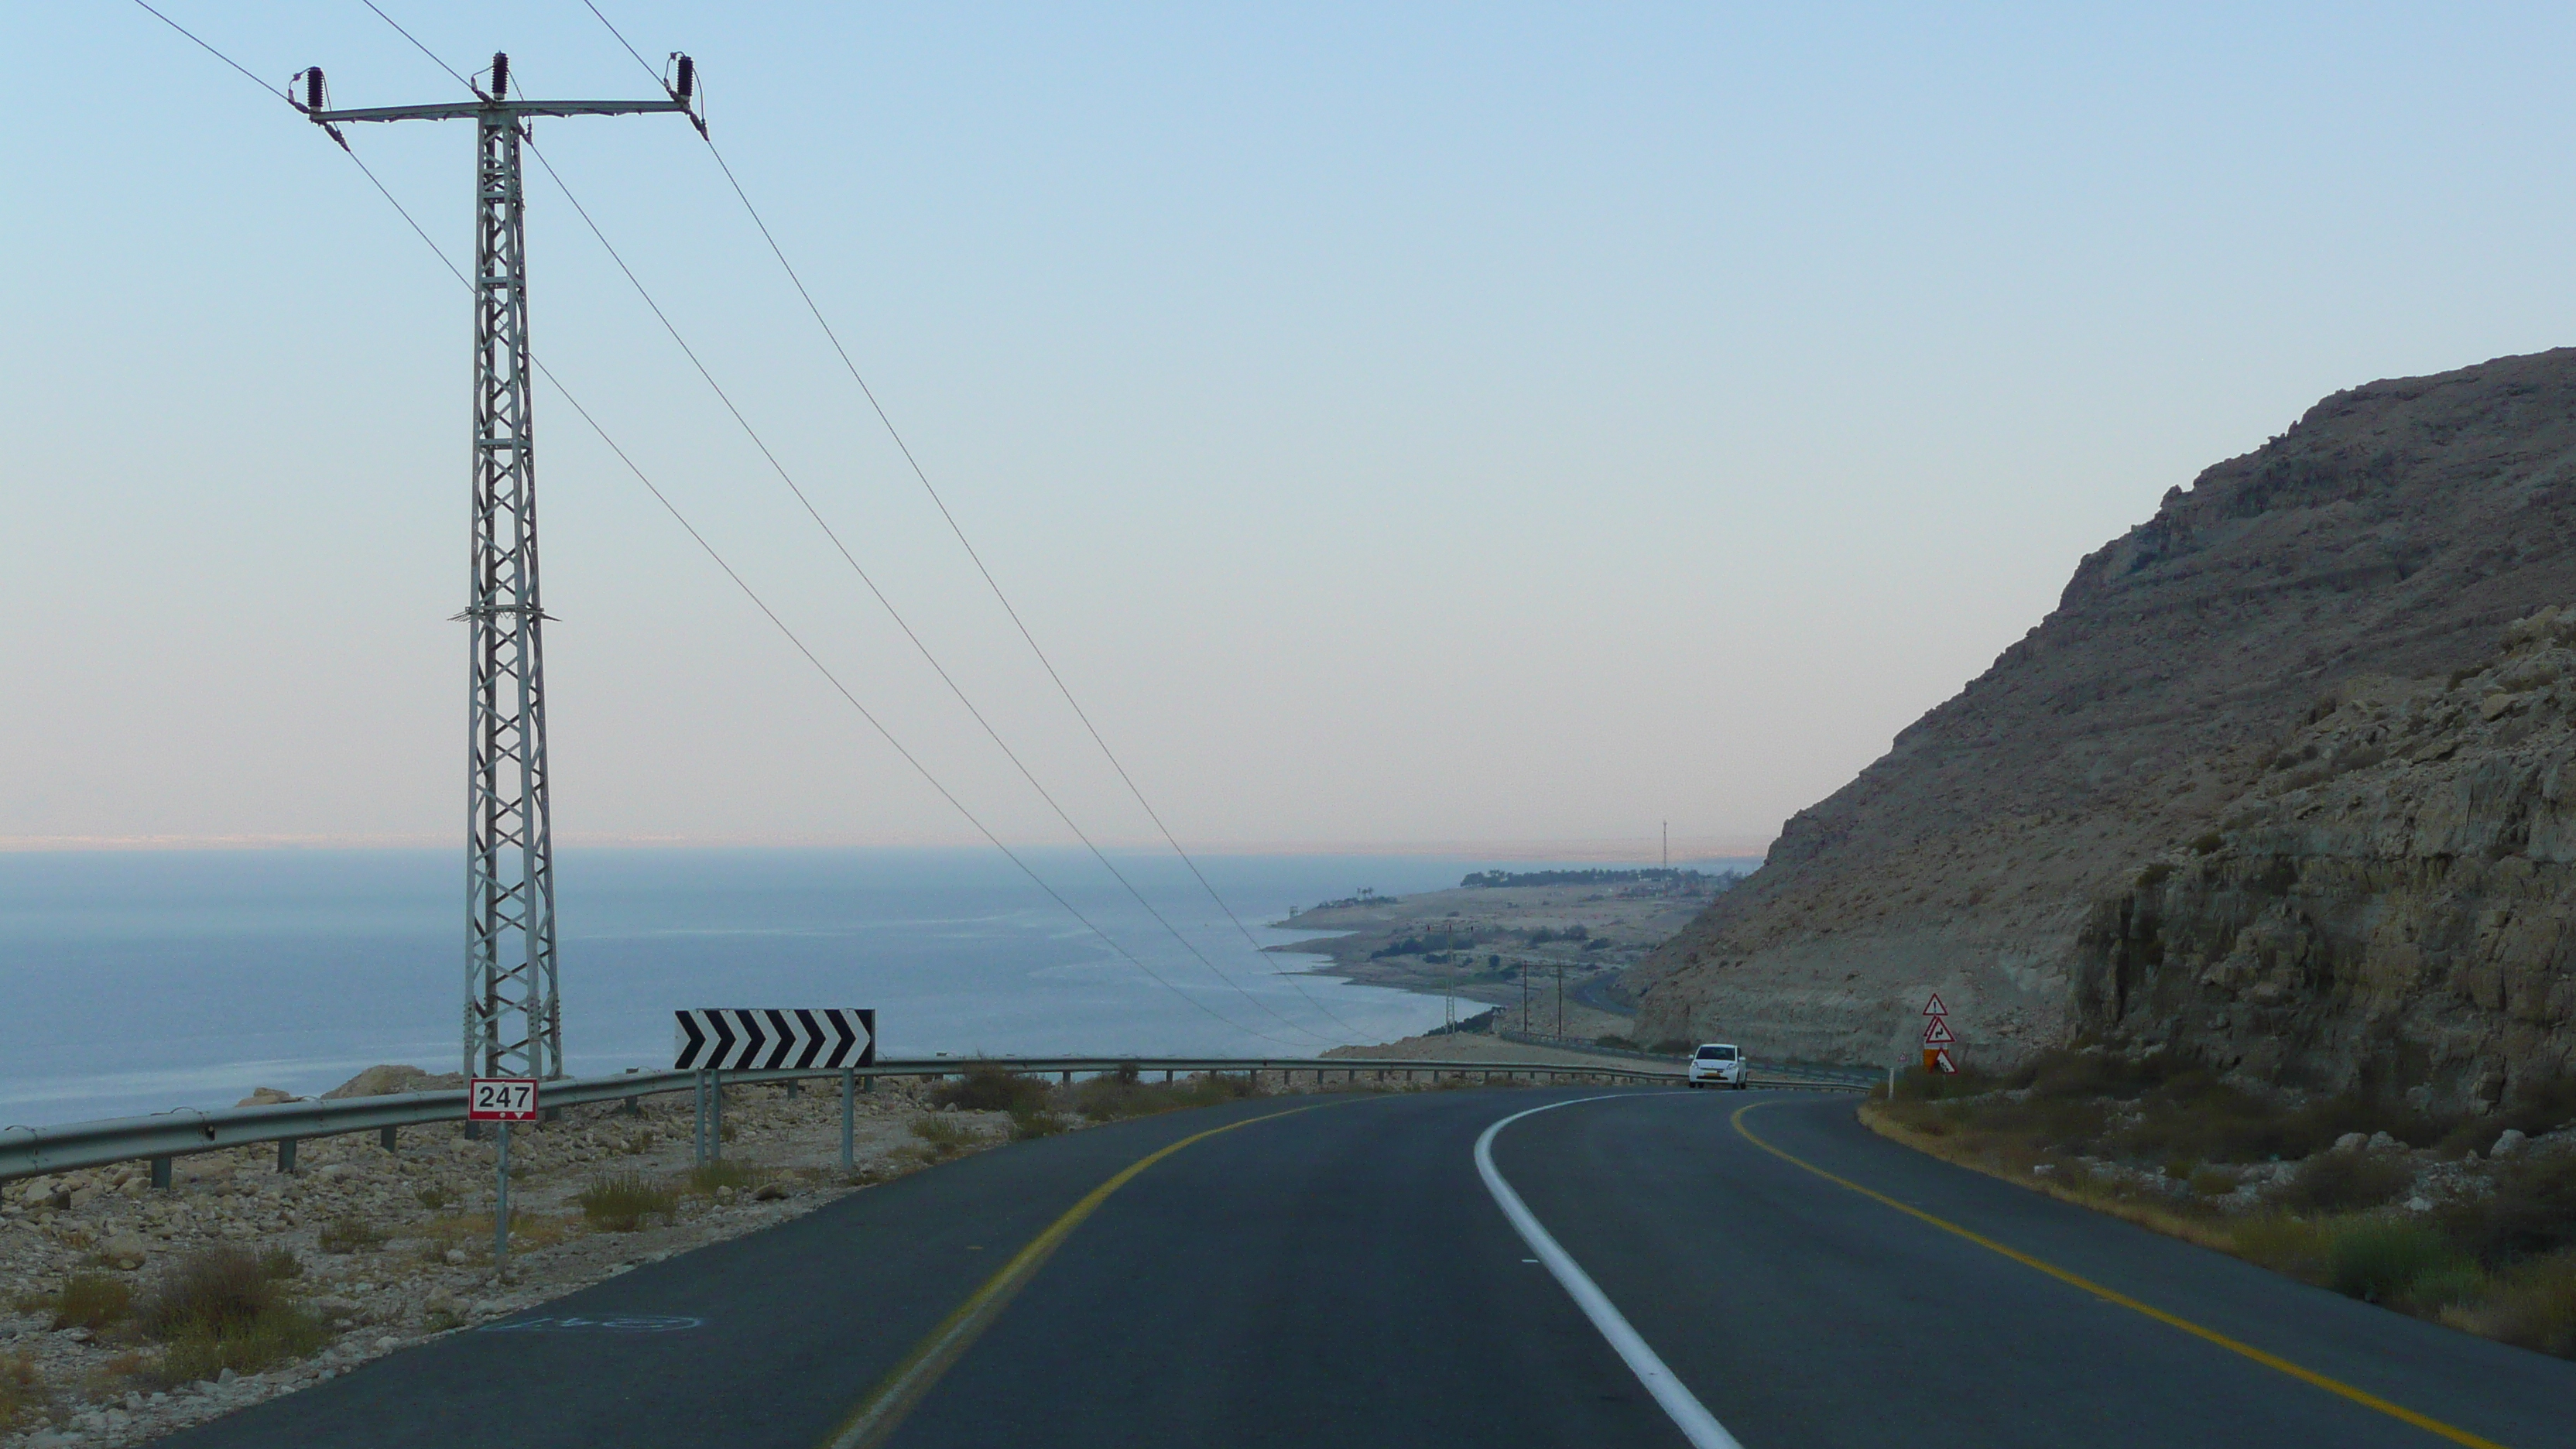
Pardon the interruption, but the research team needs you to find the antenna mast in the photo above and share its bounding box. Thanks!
[304,53,697,1083]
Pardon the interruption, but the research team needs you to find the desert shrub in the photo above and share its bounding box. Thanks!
[910,1116,988,1160]
[2232,1214,2338,1281]
[683,1160,766,1196]
[317,1216,386,1255]
[1595,1035,1638,1050]
[578,1173,678,1231]
[1063,1070,1262,1123]
[135,1248,327,1386]
[2454,1251,2576,1358]
[0,1351,42,1431]
[2187,1165,2242,1197]
[1009,1108,1069,1142]
[2191,832,2225,855]
[2328,1221,2463,1303]
[1891,1064,2007,1105]
[414,1184,457,1211]
[2437,1153,2576,1267]
[930,1064,1050,1115]
[46,1274,133,1331]
[2275,1151,2412,1213]
[1649,1038,1694,1056]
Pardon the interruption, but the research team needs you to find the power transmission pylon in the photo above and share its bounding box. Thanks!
[304,54,697,1083]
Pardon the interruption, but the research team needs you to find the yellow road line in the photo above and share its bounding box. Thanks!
[1728,1101,2510,1449]
[820,1104,1327,1449]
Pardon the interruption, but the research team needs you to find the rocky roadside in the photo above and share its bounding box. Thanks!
[0,1071,994,1447]
[0,1057,1597,1447]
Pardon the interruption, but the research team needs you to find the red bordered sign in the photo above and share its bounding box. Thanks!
[468,1077,539,1122]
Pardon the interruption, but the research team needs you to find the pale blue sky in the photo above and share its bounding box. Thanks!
[7,3,2573,851]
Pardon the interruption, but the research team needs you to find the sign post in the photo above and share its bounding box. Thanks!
[673,1009,876,1174]
[469,1077,539,1272]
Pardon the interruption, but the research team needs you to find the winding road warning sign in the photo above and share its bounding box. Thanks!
[674,1009,875,1072]
[1922,1017,1955,1046]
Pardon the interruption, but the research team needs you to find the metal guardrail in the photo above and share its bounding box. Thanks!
[1496,1030,1882,1087]
[0,1053,1860,1184]
[0,1046,1855,1186]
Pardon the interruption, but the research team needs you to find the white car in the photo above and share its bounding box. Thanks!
[1687,1043,1748,1089]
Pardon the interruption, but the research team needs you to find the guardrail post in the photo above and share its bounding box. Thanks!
[841,1067,855,1173]
[379,1125,397,1152]
[149,1157,171,1191]
[692,1070,708,1166]
[1163,1070,1173,1083]
[276,1138,296,1174]
[1060,1070,1072,1086]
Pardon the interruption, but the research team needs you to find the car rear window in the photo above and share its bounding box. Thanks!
[1695,1046,1736,1060]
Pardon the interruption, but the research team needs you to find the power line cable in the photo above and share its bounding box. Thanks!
[329,4,1346,1047]
[578,1,1383,1037]
[125,0,1321,1051]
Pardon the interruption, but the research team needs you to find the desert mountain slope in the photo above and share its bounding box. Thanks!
[1633,347,2576,1074]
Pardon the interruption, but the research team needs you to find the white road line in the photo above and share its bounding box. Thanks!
[1474,1097,1746,1449]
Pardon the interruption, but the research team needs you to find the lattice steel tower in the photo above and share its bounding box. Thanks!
[306,53,697,1081]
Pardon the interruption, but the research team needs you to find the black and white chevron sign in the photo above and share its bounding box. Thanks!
[673,1009,875,1072]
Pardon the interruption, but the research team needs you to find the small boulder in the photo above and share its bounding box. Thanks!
[2332,1132,2369,1154]
[752,1181,789,1202]
[235,1088,300,1108]
[2494,1128,2530,1159]
[2367,1130,2400,1152]
[100,1233,151,1269]
[442,1249,469,1266]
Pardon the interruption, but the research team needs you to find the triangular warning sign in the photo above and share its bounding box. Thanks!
[1932,1048,1958,1074]
[1923,993,1948,1017]
[1922,1017,1955,1044]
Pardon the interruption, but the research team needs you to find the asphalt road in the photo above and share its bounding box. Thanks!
[159,1088,2576,1449]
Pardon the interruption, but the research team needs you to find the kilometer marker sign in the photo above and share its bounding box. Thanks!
[468,1077,539,1122]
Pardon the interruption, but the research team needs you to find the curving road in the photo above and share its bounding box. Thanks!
[160,1089,2576,1448]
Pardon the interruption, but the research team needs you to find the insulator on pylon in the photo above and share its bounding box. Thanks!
[675,55,694,101]
[490,53,509,98]
[305,68,325,112]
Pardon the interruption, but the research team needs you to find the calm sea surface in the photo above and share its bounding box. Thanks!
[0,848,1507,1126]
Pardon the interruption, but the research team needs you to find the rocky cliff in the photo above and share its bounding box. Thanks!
[1633,348,2576,1088]
[2080,607,2576,1109]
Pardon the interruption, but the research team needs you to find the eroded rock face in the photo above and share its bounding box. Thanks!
[1632,347,2576,1070]
[2078,608,2576,1107]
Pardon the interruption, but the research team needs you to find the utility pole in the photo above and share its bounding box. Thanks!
[1520,962,1531,1035]
[1556,965,1564,1038]
[304,54,697,1088]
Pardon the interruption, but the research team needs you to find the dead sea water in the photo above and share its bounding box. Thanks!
[0,848,1481,1125]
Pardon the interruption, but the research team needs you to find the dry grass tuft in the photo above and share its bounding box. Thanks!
[0,1351,43,1431]
[317,1215,388,1255]
[579,1173,678,1231]
[135,1247,329,1386]
[39,1273,135,1332]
